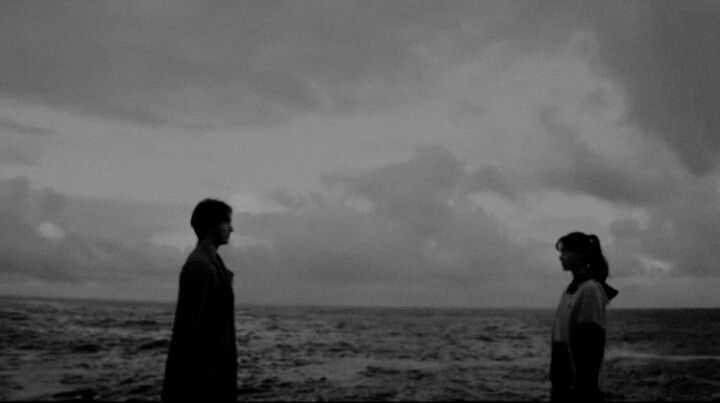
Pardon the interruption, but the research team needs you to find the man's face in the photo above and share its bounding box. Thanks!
[212,219,233,246]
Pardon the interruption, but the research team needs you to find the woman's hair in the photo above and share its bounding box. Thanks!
[555,232,609,283]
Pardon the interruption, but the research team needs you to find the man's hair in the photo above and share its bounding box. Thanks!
[190,198,232,239]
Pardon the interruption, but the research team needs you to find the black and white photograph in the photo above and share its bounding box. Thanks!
[1,1,719,401]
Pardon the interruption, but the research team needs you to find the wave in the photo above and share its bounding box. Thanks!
[607,349,720,361]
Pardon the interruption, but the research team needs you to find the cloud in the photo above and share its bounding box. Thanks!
[487,1,720,176]
[425,12,720,283]
[531,106,720,279]
[228,145,529,306]
[608,175,720,278]
[509,101,720,280]
[0,1,421,127]
[0,140,42,165]
[3,1,717,170]
[37,221,65,240]
[537,107,681,206]
[0,118,54,165]
[580,1,720,175]
[514,101,720,279]
[0,2,559,129]
[0,177,187,287]
[229,191,288,215]
[2,2,720,306]
[6,0,714,174]
[0,118,54,136]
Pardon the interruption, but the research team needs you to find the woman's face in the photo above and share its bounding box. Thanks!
[558,243,585,272]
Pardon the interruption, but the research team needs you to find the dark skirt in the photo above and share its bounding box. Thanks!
[549,341,604,402]
[550,342,573,402]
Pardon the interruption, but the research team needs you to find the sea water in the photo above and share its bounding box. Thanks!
[1,296,719,401]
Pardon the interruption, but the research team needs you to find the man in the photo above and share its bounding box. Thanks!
[162,199,237,402]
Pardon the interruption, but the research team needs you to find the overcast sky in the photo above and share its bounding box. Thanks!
[1,1,720,308]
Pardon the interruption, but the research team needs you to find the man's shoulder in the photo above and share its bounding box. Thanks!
[182,248,215,272]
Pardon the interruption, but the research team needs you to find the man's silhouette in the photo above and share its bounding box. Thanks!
[162,199,236,402]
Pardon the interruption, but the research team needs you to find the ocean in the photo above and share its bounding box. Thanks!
[1,296,719,401]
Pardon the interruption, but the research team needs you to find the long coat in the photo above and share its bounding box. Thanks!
[161,242,237,402]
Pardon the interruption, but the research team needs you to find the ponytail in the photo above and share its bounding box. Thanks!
[586,234,609,283]
[556,232,618,299]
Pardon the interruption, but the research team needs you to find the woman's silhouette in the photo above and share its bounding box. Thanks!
[550,232,618,402]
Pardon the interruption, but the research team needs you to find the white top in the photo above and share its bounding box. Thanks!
[552,279,608,342]
[552,279,609,391]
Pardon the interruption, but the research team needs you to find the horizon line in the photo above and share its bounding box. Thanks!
[2,292,719,311]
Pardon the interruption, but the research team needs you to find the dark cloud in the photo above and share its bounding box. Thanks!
[0,176,31,209]
[0,118,54,136]
[0,140,43,165]
[609,179,720,278]
[0,1,413,126]
[0,177,185,285]
[537,108,679,206]
[461,166,518,201]
[3,1,717,174]
[233,145,525,298]
[266,190,312,211]
[322,145,466,237]
[3,1,720,304]
[530,107,720,278]
[581,1,720,175]
[0,118,54,165]
[0,1,534,128]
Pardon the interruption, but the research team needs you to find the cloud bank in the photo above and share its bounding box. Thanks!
[0,177,187,298]
[1,2,720,306]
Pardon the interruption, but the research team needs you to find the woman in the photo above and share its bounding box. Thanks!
[550,232,618,402]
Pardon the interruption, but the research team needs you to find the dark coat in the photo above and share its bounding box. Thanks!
[161,242,237,402]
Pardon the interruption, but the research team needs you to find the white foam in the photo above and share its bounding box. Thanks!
[607,349,720,361]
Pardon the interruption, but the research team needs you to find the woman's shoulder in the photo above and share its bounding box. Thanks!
[577,279,607,301]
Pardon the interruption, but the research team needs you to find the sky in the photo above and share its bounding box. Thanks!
[1,1,720,308]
